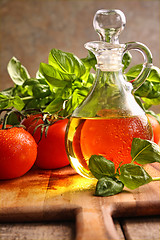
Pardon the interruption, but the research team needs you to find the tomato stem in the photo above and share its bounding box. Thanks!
[1,109,13,129]
[1,109,25,129]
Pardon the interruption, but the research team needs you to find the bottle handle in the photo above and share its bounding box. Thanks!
[124,42,153,93]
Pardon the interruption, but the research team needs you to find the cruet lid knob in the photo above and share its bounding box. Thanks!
[93,9,126,43]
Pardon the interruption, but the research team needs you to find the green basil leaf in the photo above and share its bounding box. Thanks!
[0,95,25,111]
[72,89,86,105]
[122,51,132,72]
[135,80,160,99]
[61,88,72,100]
[44,98,64,114]
[135,81,154,98]
[0,92,25,110]
[32,85,51,99]
[25,98,40,109]
[23,78,51,98]
[89,155,115,179]
[147,66,160,82]
[131,138,160,164]
[0,93,10,109]
[12,96,25,111]
[23,78,38,87]
[49,49,86,78]
[72,78,92,93]
[81,50,97,71]
[76,87,90,97]
[0,93,9,100]
[86,73,95,85]
[25,97,51,110]
[7,57,30,85]
[143,97,160,110]
[72,79,84,89]
[95,177,124,197]
[151,83,160,98]
[11,84,31,98]
[64,89,86,115]
[119,164,152,190]
[125,64,142,79]
[0,88,14,97]
[39,63,72,85]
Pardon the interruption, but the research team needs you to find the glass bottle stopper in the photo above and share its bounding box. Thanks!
[93,9,126,43]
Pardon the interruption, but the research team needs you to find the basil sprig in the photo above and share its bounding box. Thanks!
[0,49,93,117]
[0,48,160,125]
[89,138,160,197]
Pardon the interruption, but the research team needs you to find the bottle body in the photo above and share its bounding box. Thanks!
[66,115,152,178]
[65,70,153,178]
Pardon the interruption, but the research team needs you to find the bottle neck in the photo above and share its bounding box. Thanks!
[94,68,133,100]
[96,59,123,72]
[95,68,124,86]
[95,44,125,71]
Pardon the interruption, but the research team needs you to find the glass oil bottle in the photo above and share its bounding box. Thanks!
[65,9,153,178]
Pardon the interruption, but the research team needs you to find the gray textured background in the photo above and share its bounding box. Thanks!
[0,0,159,111]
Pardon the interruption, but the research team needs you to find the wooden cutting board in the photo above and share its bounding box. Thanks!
[0,163,160,240]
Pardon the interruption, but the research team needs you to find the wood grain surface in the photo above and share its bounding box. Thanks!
[0,163,160,240]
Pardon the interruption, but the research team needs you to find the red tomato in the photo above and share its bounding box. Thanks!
[21,114,43,130]
[0,125,37,180]
[27,117,70,169]
[147,114,160,145]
